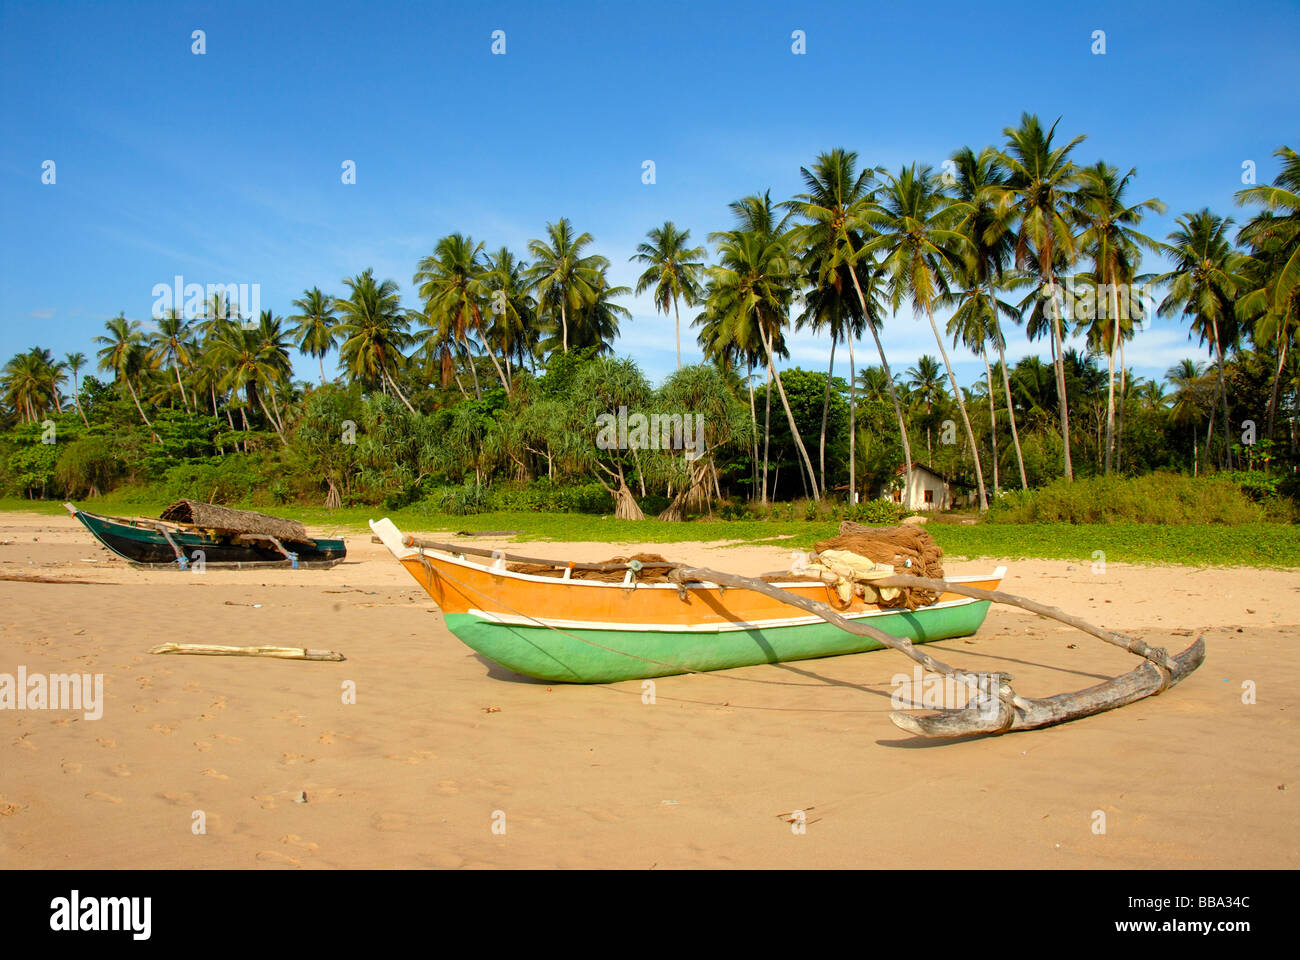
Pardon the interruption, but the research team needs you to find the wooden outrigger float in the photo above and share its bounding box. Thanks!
[370,518,1205,739]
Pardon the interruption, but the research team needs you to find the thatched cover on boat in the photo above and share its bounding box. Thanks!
[160,500,312,543]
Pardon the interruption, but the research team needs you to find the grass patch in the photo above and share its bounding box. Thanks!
[9,495,1299,568]
[986,472,1296,524]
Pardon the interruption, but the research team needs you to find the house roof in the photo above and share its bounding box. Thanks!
[893,462,977,490]
[895,462,950,482]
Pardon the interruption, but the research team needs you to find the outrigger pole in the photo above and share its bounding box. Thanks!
[670,565,1205,738]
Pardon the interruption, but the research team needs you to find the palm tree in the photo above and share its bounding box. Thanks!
[289,287,339,386]
[1167,358,1209,473]
[1000,113,1086,480]
[1158,210,1249,470]
[944,286,1018,493]
[867,165,987,510]
[709,222,820,501]
[1236,144,1300,442]
[566,274,630,354]
[209,322,289,444]
[335,269,417,412]
[416,233,509,395]
[1237,230,1300,441]
[695,288,766,501]
[1236,145,1300,318]
[482,247,538,380]
[789,148,908,503]
[148,310,195,410]
[948,145,1029,489]
[253,311,294,432]
[65,351,90,426]
[906,355,946,459]
[525,219,605,355]
[630,222,706,370]
[1075,161,1165,473]
[2,349,61,423]
[94,313,156,432]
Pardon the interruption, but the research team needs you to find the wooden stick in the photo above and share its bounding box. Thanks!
[148,642,345,661]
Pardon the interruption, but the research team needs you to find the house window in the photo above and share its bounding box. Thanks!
[924,490,934,504]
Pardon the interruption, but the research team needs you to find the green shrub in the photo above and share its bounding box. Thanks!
[844,499,908,525]
[984,473,1280,524]
[479,480,613,514]
[55,436,120,497]
[424,481,490,516]
[157,459,266,505]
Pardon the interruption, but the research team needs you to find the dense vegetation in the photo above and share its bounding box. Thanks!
[3,119,1298,525]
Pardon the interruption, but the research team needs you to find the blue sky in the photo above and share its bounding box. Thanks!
[2,0,1298,390]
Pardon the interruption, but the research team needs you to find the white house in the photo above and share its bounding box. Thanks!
[883,463,953,512]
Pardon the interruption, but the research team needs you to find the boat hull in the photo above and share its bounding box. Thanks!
[70,507,347,568]
[370,517,1002,683]
[444,600,992,683]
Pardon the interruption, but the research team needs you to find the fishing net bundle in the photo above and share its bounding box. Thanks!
[807,521,944,609]
[505,520,943,608]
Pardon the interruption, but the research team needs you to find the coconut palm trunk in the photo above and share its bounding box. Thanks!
[72,376,89,427]
[257,393,288,446]
[819,332,836,496]
[1104,307,1119,474]
[1204,401,1216,473]
[848,335,857,504]
[998,346,1029,489]
[982,352,999,493]
[384,368,417,414]
[1210,319,1232,469]
[762,365,772,505]
[672,297,682,370]
[747,364,759,501]
[1046,274,1074,480]
[124,377,152,428]
[1117,337,1128,470]
[173,366,189,409]
[760,324,819,501]
[1268,329,1289,434]
[471,306,511,394]
[848,265,912,497]
[926,305,987,510]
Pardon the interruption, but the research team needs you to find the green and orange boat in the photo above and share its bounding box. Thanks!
[370,517,1004,683]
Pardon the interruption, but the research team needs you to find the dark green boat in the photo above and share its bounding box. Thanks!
[65,502,347,569]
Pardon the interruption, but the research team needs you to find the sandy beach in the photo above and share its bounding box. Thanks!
[0,509,1296,869]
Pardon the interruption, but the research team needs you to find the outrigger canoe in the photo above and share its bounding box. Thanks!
[66,502,346,569]
[370,518,1005,683]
